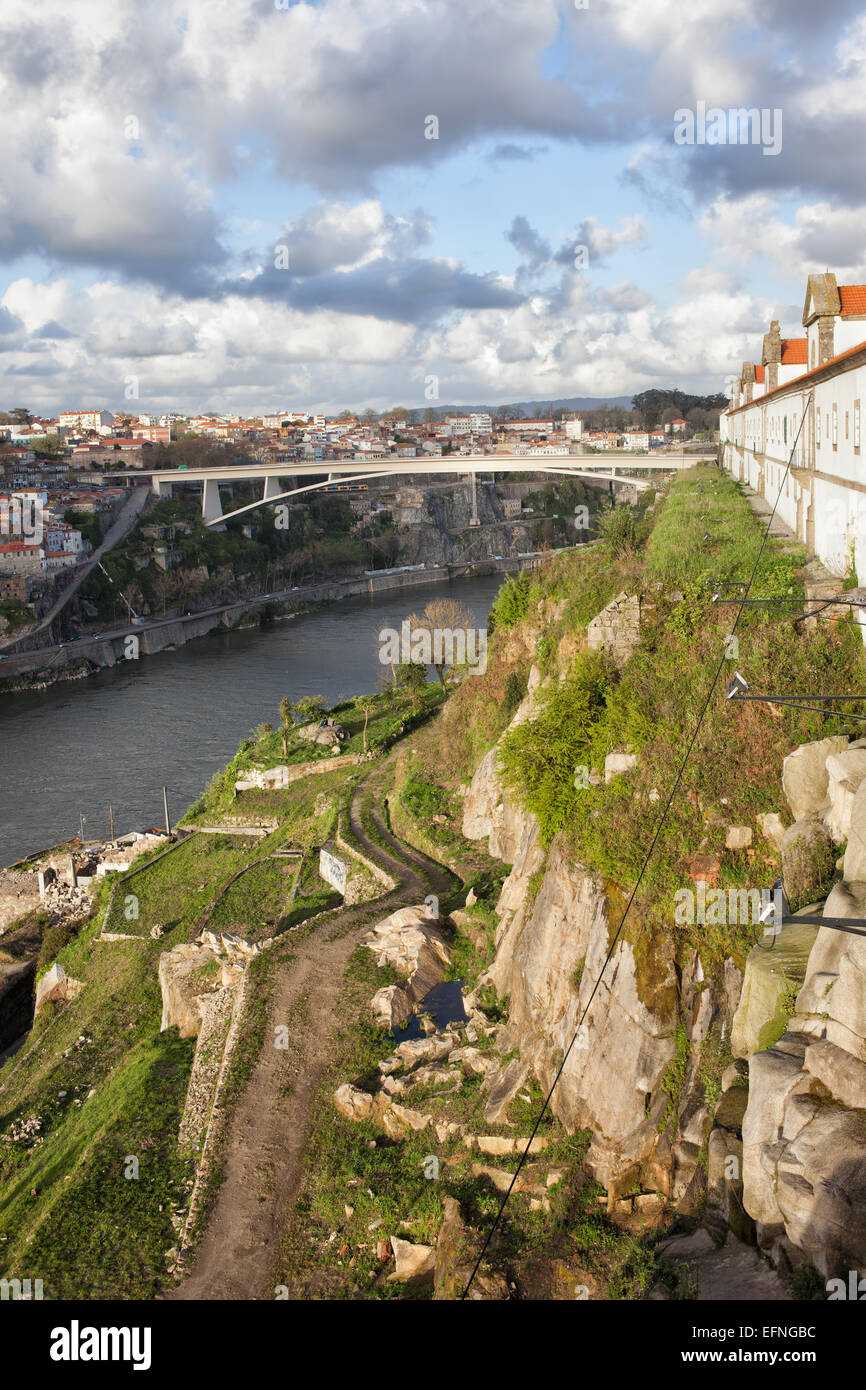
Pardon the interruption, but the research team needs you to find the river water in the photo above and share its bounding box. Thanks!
[0,574,503,866]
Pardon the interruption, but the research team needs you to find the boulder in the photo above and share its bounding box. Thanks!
[824,748,866,843]
[757,812,786,851]
[333,1084,375,1122]
[844,779,866,882]
[780,814,835,911]
[731,918,819,1058]
[379,1101,432,1138]
[805,1039,866,1110]
[387,1237,435,1285]
[365,906,451,1004]
[461,745,527,861]
[370,984,414,1030]
[781,735,847,821]
[742,1034,807,1226]
[394,1035,455,1070]
[793,881,866,1060]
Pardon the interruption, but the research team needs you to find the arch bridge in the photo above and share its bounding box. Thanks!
[111,452,711,526]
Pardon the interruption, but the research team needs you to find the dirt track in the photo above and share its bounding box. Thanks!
[170,768,454,1301]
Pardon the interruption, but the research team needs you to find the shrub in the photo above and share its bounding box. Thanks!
[503,669,527,716]
[489,572,530,631]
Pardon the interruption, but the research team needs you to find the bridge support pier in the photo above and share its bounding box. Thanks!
[262,475,283,502]
[154,479,173,499]
[202,478,224,526]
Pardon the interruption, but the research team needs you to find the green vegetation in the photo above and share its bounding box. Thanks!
[0,905,195,1299]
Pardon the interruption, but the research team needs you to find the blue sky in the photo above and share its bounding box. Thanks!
[1,0,865,415]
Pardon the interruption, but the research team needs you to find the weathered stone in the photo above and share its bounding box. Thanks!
[742,1034,807,1226]
[34,962,83,1014]
[824,749,866,843]
[731,919,819,1058]
[387,1237,435,1284]
[658,1231,789,1300]
[481,1055,530,1124]
[781,735,847,821]
[461,745,532,862]
[365,906,451,1003]
[370,984,413,1029]
[433,1197,507,1300]
[394,1035,454,1070]
[449,1045,494,1077]
[781,814,834,911]
[844,779,866,882]
[725,825,753,850]
[379,1102,432,1137]
[604,751,638,783]
[483,828,678,1189]
[333,1084,375,1122]
[805,1039,866,1109]
[157,943,222,1038]
[756,812,786,851]
[794,882,866,1061]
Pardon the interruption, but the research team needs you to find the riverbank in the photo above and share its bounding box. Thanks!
[0,571,508,867]
[0,549,565,695]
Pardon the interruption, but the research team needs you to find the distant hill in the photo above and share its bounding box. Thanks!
[428,395,634,416]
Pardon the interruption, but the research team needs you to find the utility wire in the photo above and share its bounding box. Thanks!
[460,398,814,1297]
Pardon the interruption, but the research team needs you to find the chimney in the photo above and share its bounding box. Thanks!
[761,321,781,391]
[741,361,756,403]
[802,273,840,367]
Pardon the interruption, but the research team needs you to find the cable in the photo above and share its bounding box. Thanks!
[461,408,813,1297]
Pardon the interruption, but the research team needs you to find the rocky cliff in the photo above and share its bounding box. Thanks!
[459,574,866,1283]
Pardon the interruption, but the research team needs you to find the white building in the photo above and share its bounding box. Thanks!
[446,415,472,435]
[59,409,114,431]
[720,272,866,623]
[622,431,650,450]
[565,418,584,440]
[468,412,492,433]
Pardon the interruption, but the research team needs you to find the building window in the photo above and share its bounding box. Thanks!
[832,404,838,450]
[816,408,821,446]
[855,400,861,453]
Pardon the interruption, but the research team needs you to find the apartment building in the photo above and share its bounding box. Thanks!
[59,409,114,431]
[720,271,866,608]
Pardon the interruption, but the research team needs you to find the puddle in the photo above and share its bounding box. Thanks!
[390,978,467,1044]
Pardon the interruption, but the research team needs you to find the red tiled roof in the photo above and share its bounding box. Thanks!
[754,364,765,382]
[839,285,866,317]
[781,338,808,364]
[726,334,866,415]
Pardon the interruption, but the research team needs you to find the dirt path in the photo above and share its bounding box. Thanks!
[169,766,457,1300]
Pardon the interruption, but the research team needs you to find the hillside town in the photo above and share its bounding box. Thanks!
[0,401,711,621]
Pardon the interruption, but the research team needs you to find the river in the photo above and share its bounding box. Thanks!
[0,574,503,865]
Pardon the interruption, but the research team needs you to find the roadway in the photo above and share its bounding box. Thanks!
[0,486,151,653]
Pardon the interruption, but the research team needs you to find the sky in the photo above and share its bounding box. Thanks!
[1,0,865,417]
